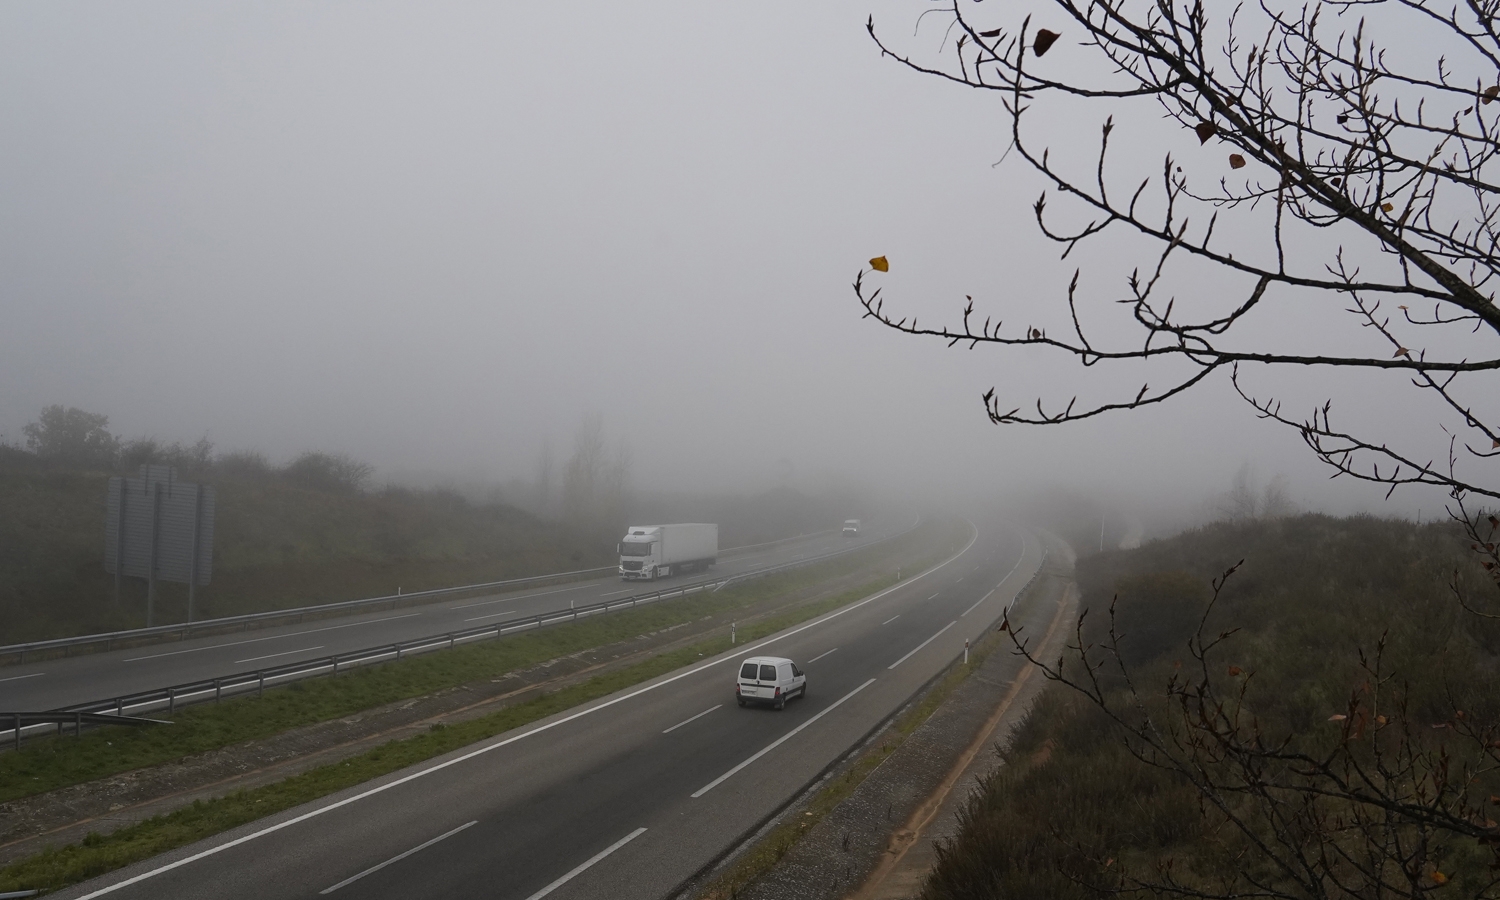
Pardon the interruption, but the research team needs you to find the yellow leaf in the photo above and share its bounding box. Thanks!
[1381,202,1394,213]
[869,256,889,273]
[1433,871,1448,885]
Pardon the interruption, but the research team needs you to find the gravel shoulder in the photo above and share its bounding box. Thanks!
[0,539,937,868]
[704,529,1077,900]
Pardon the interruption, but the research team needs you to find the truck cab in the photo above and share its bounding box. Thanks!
[619,527,664,580]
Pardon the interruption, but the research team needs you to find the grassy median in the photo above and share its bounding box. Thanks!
[0,524,971,894]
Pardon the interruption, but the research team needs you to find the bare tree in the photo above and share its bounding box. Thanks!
[856,0,1500,508]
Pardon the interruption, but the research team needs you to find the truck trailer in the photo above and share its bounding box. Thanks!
[618,523,718,581]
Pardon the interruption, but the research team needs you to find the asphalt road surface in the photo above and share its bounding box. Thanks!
[0,521,906,713]
[49,517,1051,900]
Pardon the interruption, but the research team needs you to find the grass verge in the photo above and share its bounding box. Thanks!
[693,572,1035,900]
[1,524,953,806]
[0,532,972,893]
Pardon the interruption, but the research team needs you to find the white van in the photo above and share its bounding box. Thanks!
[735,656,807,709]
[842,519,860,536]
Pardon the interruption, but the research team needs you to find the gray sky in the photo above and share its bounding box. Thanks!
[0,0,1463,521]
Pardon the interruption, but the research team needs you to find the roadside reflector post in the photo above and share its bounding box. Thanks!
[964,638,970,665]
[731,622,736,645]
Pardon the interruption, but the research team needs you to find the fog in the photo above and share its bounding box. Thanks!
[0,1,1462,529]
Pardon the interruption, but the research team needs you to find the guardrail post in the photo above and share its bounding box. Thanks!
[448,634,455,649]
[258,672,265,698]
[12,714,20,750]
[214,679,221,702]
[116,698,123,716]
[168,687,176,715]
[396,644,403,661]
[332,656,339,676]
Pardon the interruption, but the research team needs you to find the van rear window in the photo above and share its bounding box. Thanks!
[740,663,758,680]
[760,664,778,681]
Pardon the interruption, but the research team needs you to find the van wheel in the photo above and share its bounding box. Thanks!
[737,698,746,707]
[775,697,786,710]
[801,683,808,699]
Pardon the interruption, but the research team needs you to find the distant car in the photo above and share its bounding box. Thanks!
[842,519,860,536]
[736,656,807,709]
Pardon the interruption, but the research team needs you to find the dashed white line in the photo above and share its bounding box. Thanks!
[449,583,589,610]
[962,590,995,617]
[927,593,939,600]
[888,622,956,670]
[0,672,44,683]
[65,525,980,900]
[235,645,325,665]
[806,647,838,664]
[881,615,900,625]
[692,678,875,797]
[523,827,648,900]
[663,704,722,734]
[123,614,422,662]
[320,820,477,894]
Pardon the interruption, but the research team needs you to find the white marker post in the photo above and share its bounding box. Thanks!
[964,638,969,665]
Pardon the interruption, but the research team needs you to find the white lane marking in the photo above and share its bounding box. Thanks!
[806,648,838,664]
[0,672,45,683]
[888,622,956,670]
[123,614,422,662]
[320,820,477,894]
[235,646,325,665]
[68,524,980,900]
[692,678,875,798]
[881,615,900,625]
[926,593,939,600]
[663,705,722,734]
[523,827,648,900]
[962,590,995,617]
[449,583,593,610]
[601,588,636,597]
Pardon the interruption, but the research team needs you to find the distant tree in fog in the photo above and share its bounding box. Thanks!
[1218,463,1296,522]
[22,405,119,468]
[283,451,373,495]
[562,414,631,531]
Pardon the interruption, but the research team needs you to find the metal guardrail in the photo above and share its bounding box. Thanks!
[3,711,169,750]
[0,521,916,747]
[0,530,837,666]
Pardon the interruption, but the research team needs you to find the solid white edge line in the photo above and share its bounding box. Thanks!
[123,614,424,662]
[888,622,956,670]
[69,522,979,900]
[691,678,876,798]
[319,820,477,894]
[450,583,592,611]
[663,704,723,734]
[0,672,45,683]
[522,827,648,900]
[881,615,900,625]
[234,646,325,665]
[806,647,838,664]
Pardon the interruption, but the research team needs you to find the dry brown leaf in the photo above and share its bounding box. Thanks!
[1329,714,1347,721]
[1195,122,1218,144]
[1034,29,1060,56]
[1394,347,1410,357]
[1229,153,1246,169]
[1485,85,1499,104]
[1227,665,1243,676]
[1433,872,1449,885]
[979,28,1002,37]
[869,256,889,272]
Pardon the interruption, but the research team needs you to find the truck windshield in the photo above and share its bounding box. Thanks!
[619,541,655,557]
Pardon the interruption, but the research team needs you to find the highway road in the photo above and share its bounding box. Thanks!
[49,517,1052,900]
[0,521,907,713]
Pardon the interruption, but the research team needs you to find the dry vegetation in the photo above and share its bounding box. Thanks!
[923,515,1500,899]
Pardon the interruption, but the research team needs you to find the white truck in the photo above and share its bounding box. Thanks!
[618,523,718,581]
